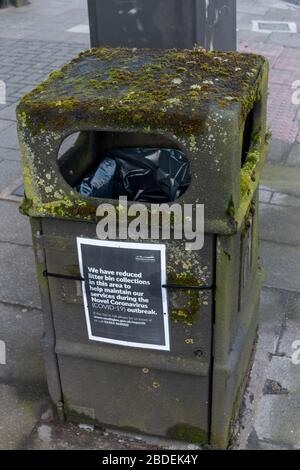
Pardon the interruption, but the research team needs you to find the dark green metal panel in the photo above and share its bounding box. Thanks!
[40,218,214,439]
[87,0,237,51]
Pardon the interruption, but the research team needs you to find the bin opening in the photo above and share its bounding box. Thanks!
[58,131,191,203]
[241,99,262,166]
[241,107,255,166]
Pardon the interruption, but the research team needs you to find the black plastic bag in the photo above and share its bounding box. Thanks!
[76,148,191,203]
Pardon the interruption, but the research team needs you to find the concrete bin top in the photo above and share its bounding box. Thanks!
[18,47,266,136]
[17,47,269,234]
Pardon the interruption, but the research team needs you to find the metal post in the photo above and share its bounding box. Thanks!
[87,0,236,51]
[0,0,29,7]
[197,0,237,51]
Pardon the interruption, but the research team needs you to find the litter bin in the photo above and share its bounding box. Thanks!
[87,0,237,51]
[17,47,269,449]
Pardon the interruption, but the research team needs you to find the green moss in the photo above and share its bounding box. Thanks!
[227,196,235,218]
[265,129,272,143]
[241,201,255,238]
[20,193,97,221]
[232,131,269,229]
[48,70,65,80]
[240,149,260,198]
[225,129,268,228]
[65,264,81,276]
[168,273,201,325]
[17,47,267,137]
[63,396,96,426]
[170,424,208,445]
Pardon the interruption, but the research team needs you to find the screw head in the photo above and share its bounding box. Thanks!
[193,348,203,358]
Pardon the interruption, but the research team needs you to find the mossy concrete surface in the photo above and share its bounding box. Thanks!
[17,47,269,234]
[18,47,265,135]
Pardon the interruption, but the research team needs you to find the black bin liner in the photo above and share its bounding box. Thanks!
[76,148,191,203]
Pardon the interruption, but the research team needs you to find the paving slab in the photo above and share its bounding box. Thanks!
[267,138,292,164]
[245,346,300,450]
[0,200,31,245]
[264,5,300,20]
[259,188,272,203]
[258,288,289,354]
[264,355,296,390]
[237,3,271,16]
[0,0,89,44]
[286,142,300,165]
[0,302,45,385]
[0,120,13,132]
[0,159,21,192]
[267,84,299,143]
[239,40,284,66]
[277,293,300,357]
[25,30,89,46]
[238,30,269,45]
[266,32,300,48]
[271,191,300,207]
[0,241,41,308]
[251,438,293,450]
[0,122,19,149]
[274,45,300,70]
[269,68,300,86]
[262,163,300,198]
[254,393,300,446]
[260,240,300,292]
[0,103,17,121]
[260,202,300,245]
[0,383,47,450]
[233,288,288,449]
[0,147,19,161]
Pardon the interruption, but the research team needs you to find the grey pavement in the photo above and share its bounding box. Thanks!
[0,0,300,450]
[234,0,300,451]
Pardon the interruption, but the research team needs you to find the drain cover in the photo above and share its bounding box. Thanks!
[259,22,290,31]
[252,20,297,33]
